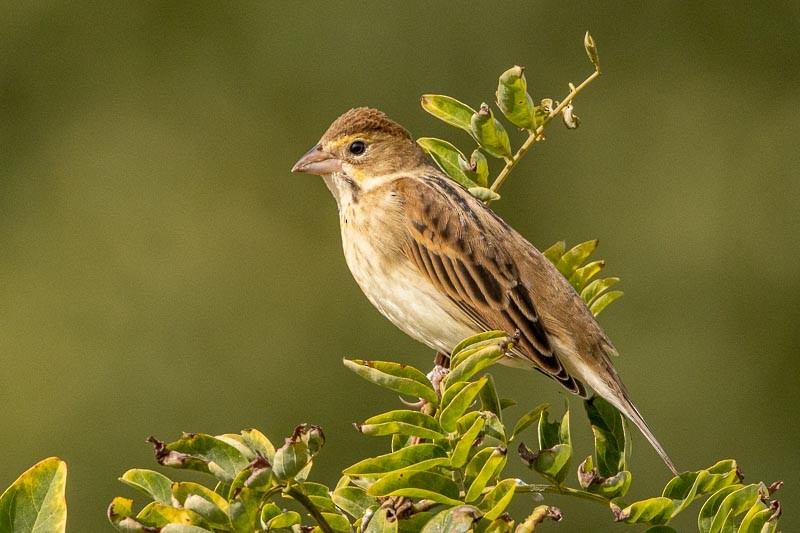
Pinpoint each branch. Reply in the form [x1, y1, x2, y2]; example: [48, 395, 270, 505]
[488, 69, 601, 198]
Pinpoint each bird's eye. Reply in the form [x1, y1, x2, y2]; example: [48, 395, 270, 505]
[348, 140, 366, 156]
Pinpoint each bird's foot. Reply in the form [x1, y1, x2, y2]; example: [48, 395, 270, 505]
[427, 353, 450, 399]
[398, 397, 427, 409]
[433, 351, 451, 369]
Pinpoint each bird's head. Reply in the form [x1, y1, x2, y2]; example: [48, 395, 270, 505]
[292, 108, 428, 183]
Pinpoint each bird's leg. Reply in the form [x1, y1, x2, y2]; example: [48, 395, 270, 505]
[427, 351, 450, 399]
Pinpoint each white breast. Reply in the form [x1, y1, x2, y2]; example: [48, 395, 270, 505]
[342, 231, 478, 354]
[325, 172, 478, 354]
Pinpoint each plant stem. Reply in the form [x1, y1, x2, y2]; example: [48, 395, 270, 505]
[515, 482, 610, 506]
[488, 69, 601, 198]
[286, 485, 335, 533]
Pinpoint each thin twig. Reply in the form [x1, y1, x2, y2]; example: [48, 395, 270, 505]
[488, 69, 601, 198]
[515, 482, 610, 506]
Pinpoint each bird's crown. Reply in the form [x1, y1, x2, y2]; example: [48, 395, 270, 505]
[321, 107, 413, 145]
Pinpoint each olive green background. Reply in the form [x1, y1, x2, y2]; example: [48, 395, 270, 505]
[2, 2, 797, 531]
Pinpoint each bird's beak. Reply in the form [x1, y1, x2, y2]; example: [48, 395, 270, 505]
[291, 143, 343, 175]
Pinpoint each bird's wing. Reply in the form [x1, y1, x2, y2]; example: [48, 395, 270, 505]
[394, 173, 586, 396]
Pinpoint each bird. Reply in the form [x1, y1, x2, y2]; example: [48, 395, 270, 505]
[292, 107, 678, 475]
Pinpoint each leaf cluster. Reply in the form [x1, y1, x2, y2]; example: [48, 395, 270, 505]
[418, 32, 602, 204]
[340, 327, 782, 532]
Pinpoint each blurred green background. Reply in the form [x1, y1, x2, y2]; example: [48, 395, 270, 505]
[2, 1, 797, 531]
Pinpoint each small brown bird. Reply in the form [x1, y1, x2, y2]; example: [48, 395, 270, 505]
[293, 107, 678, 475]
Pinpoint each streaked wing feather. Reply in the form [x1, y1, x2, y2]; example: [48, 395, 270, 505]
[395, 173, 586, 396]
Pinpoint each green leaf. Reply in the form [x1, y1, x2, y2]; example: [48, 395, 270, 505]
[421, 94, 477, 134]
[478, 374, 503, 420]
[229, 486, 260, 531]
[471, 104, 513, 159]
[357, 410, 445, 440]
[440, 376, 487, 433]
[119, 469, 173, 505]
[468, 187, 501, 203]
[499, 398, 516, 410]
[321, 512, 353, 533]
[161, 526, 214, 533]
[464, 447, 508, 502]
[265, 510, 302, 529]
[697, 485, 743, 532]
[509, 403, 549, 442]
[538, 406, 570, 450]
[580, 277, 619, 306]
[450, 331, 510, 362]
[441, 380, 470, 407]
[446, 344, 507, 385]
[136, 502, 208, 528]
[272, 438, 309, 482]
[515, 505, 563, 532]
[738, 499, 780, 533]
[0, 457, 67, 533]
[240, 428, 276, 462]
[662, 460, 742, 517]
[517, 408, 572, 484]
[417, 137, 478, 189]
[542, 241, 566, 264]
[300, 424, 326, 457]
[592, 470, 632, 500]
[241, 455, 272, 490]
[577, 456, 631, 499]
[420, 506, 479, 533]
[344, 359, 439, 405]
[470, 149, 489, 187]
[298, 482, 338, 513]
[364, 507, 398, 533]
[214, 434, 259, 462]
[152, 434, 250, 483]
[584, 395, 627, 476]
[107, 497, 135, 530]
[496, 66, 536, 129]
[482, 412, 508, 447]
[589, 290, 624, 316]
[520, 443, 572, 486]
[584, 31, 601, 72]
[477, 479, 517, 520]
[451, 414, 486, 468]
[568, 260, 605, 292]
[702, 483, 764, 533]
[391, 434, 416, 453]
[344, 444, 449, 477]
[332, 486, 376, 520]
[172, 482, 230, 529]
[611, 496, 674, 525]
[367, 471, 462, 506]
[259, 502, 282, 526]
[555, 240, 598, 278]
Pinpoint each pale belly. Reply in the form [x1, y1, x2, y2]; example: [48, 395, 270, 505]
[341, 229, 477, 354]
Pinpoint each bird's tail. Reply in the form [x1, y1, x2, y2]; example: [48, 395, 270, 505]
[603, 386, 679, 476]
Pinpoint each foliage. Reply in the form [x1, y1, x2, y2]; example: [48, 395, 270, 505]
[90, 326, 781, 532]
[0, 457, 67, 533]
[418, 32, 602, 204]
[94, 245, 778, 532]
